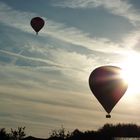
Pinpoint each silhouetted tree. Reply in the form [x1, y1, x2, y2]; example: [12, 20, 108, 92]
[0, 128, 9, 140]
[49, 126, 70, 140]
[10, 127, 26, 140]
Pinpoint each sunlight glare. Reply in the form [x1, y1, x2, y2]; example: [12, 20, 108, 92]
[120, 53, 140, 95]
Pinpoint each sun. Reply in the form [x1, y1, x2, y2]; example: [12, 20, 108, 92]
[120, 53, 140, 95]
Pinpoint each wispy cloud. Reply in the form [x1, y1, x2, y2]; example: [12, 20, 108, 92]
[45, 22, 126, 54]
[121, 30, 140, 51]
[52, 0, 140, 25]
[0, 49, 68, 68]
[0, 69, 103, 137]
[0, 1, 129, 55]
[0, 1, 131, 84]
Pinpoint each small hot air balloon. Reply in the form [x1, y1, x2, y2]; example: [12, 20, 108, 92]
[89, 66, 128, 118]
[30, 17, 45, 35]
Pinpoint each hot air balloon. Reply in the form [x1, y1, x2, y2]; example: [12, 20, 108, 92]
[89, 66, 128, 118]
[30, 17, 45, 35]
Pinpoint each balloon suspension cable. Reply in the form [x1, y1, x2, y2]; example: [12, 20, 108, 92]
[36, 32, 38, 35]
[106, 114, 111, 118]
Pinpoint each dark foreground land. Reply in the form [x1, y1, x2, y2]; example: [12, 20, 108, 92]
[2, 123, 140, 140]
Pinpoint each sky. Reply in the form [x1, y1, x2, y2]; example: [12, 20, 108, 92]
[1, 0, 140, 138]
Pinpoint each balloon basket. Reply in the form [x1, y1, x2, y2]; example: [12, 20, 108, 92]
[106, 114, 111, 118]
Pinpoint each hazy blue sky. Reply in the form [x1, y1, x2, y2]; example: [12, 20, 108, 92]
[1, 0, 140, 138]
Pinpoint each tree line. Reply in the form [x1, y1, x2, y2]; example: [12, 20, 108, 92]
[1, 123, 140, 140]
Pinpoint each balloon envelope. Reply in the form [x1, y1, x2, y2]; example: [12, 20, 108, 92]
[30, 17, 45, 34]
[89, 66, 128, 114]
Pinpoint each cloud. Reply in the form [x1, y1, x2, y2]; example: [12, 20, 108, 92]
[0, 1, 129, 55]
[51, 0, 140, 25]
[45, 22, 126, 54]
[120, 30, 140, 51]
[0, 49, 67, 68]
[0, 71, 103, 137]
[0, 1, 130, 82]
[0, 46, 100, 85]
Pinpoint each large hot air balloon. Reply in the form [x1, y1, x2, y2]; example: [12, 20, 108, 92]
[30, 17, 45, 35]
[89, 66, 128, 118]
